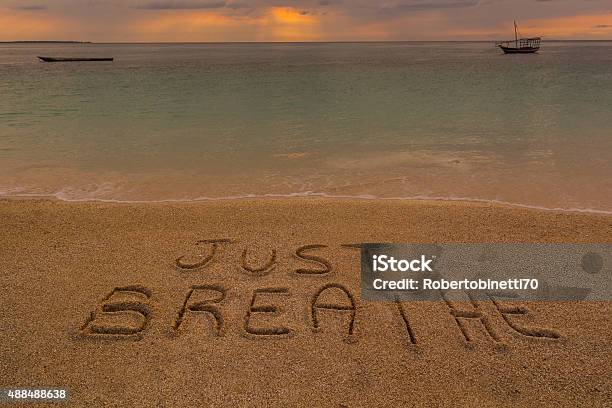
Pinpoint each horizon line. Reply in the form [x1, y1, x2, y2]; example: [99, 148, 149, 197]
[2, 39, 612, 44]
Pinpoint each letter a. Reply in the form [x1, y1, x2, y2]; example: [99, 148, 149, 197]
[311, 283, 357, 340]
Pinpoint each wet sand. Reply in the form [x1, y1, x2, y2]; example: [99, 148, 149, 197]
[0, 198, 610, 407]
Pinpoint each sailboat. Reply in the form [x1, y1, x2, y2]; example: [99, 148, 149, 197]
[496, 21, 541, 54]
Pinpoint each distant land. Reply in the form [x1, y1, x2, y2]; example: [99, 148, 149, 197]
[0, 41, 91, 44]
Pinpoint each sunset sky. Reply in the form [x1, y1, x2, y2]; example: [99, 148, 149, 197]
[1, 0, 612, 42]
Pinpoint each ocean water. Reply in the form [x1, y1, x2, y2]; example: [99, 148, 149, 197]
[1, 42, 611, 212]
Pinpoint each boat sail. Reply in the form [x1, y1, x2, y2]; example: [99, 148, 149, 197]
[496, 21, 541, 54]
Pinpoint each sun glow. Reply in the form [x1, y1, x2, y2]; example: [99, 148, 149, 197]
[269, 7, 318, 25]
[259, 7, 322, 41]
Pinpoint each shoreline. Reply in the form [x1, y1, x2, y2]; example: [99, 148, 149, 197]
[2, 194, 612, 217]
[2, 197, 611, 244]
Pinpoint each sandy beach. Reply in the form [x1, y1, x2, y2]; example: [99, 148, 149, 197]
[0, 198, 610, 407]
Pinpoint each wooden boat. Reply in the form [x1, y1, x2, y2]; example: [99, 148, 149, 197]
[496, 21, 540, 54]
[38, 56, 113, 62]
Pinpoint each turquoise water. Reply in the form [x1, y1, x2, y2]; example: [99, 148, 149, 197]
[1, 42, 611, 212]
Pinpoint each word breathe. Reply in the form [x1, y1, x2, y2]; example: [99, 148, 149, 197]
[372, 255, 434, 272]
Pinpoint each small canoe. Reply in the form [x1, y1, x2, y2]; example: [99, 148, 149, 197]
[38, 56, 114, 62]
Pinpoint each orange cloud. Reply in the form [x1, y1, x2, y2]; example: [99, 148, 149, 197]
[3, 4, 611, 42]
[521, 13, 612, 39]
[0, 9, 75, 40]
[129, 7, 324, 42]
[137, 12, 242, 31]
[129, 11, 257, 41]
[397, 12, 612, 41]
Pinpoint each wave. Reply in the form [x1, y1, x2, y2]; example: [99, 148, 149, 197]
[1, 189, 611, 215]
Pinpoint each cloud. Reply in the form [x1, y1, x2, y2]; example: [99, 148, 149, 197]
[520, 13, 612, 38]
[135, 1, 231, 9]
[2, 0, 612, 41]
[386, 0, 480, 12]
[0, 9, 78, 40]
[11, 4, 47, 10]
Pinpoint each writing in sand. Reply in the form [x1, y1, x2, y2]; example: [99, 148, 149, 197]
[78, 239, 562, 346]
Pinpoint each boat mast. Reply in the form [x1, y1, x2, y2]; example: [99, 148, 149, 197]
[514, 20, 518, 47]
